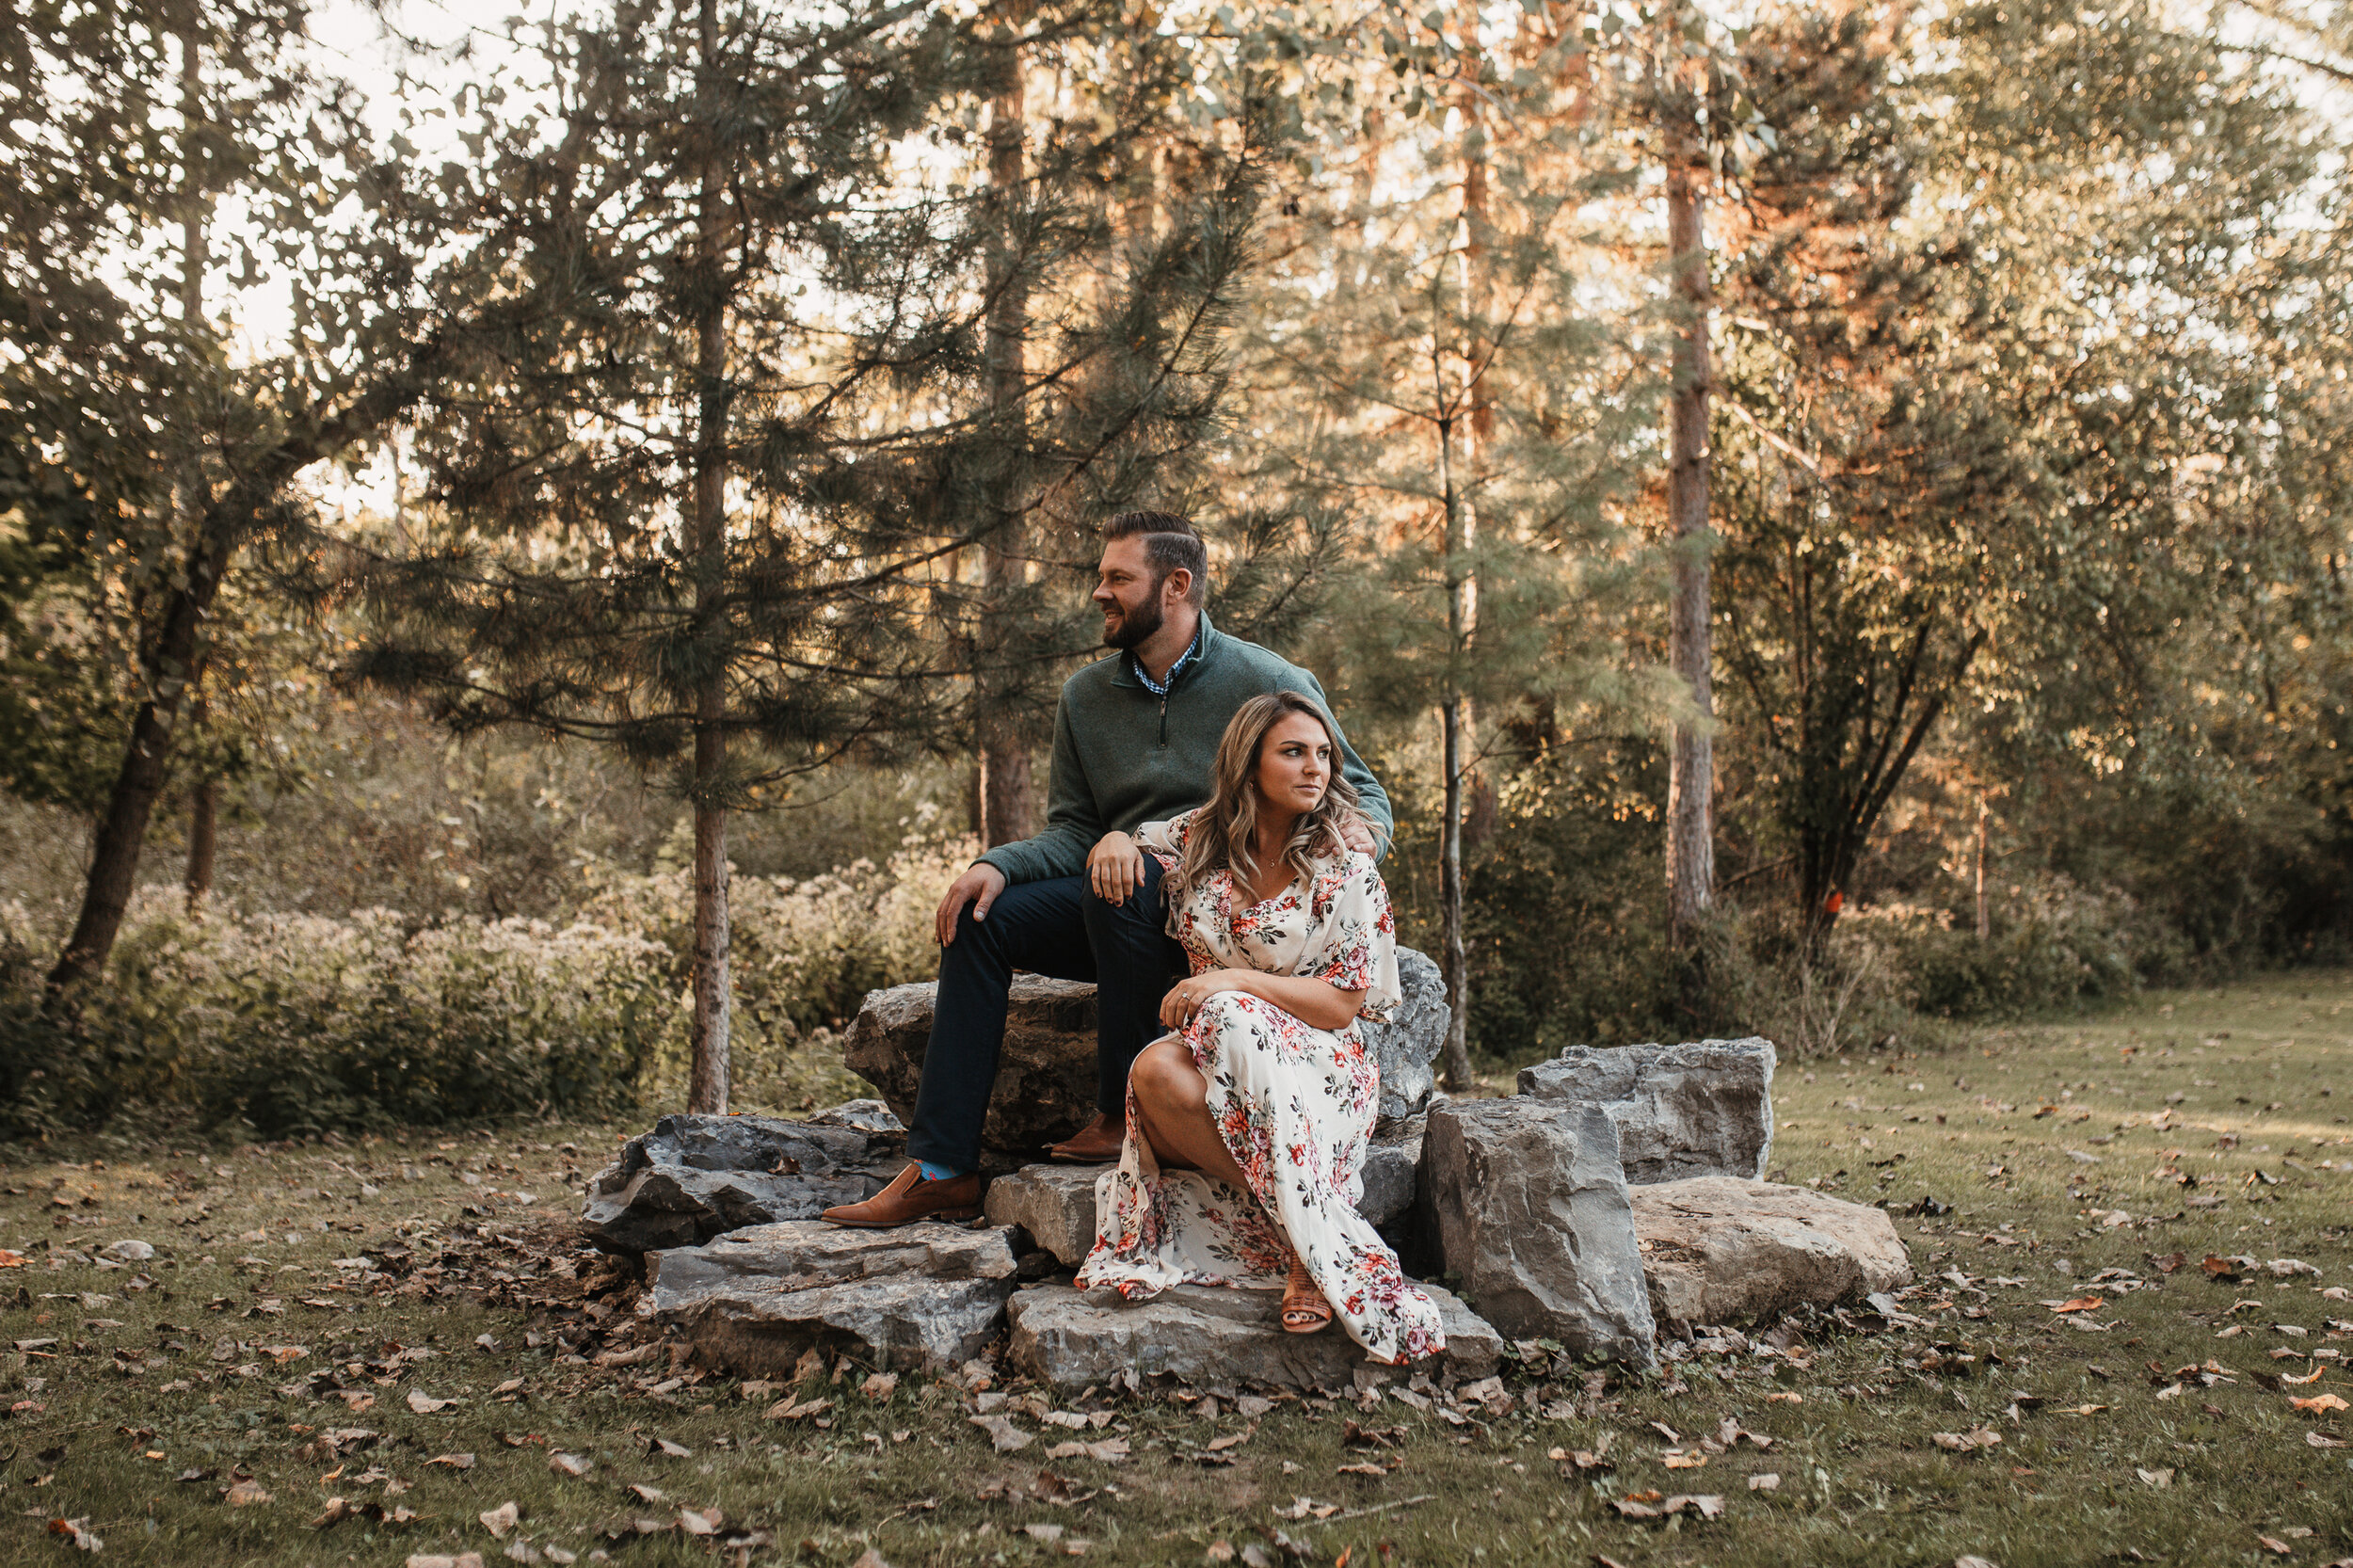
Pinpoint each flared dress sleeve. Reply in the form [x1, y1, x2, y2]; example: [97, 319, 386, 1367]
[1301, 852, 1402, 1020]
[1134, 810, 1193, 864]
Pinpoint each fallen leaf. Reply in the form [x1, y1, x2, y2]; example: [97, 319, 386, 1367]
[407, 1391, 455, 1414]
[1335, 1463, 1387, 1477]
[477, 1501, 519, 1540]
[1748, 1472, 1780, 1491]
[2306, 1431, 2345, 1449]
[859, 1372, 899, 1400]
[1954, 1559, 2000, 1568]
[627, 1484, 665, 1505]
[1766, 1392, 1802, 1404]
[2292, 1393, 2350, 1414]
[424, 1452, 476, 1469]
[1044, 1439, 1129, 1464]
[2136, 1467, 2173, 1489]
[47, 1518, 103, 1553]
[1208, 1432, 1251, 1452]
[1662, 1451, 1708, 1469]
[2283, 1368, 2327, 1385]
[2258, 1537, 2293, 1558]
[2057, 1404, 2109, 1416]
[1931, 1429, 2003, 1452]
[968, 1414, 1033, 1453]
[678, 1507, 722, 1536]
[2050, 1298, 2105, 1314]
[549, 1452, 592, 1478]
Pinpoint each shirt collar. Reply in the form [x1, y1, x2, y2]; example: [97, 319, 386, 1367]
[1130, 622, 1204, 697]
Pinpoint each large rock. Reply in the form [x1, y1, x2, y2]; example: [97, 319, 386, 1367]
[984, 1165, 1104, 1268]
[841, 951, 1451, 1164]
[1357, 1114, 1423, 1229]
[1005, 1280, 1501, 1393]
[648, 1220, 1018, 1373]
[1630, 1176, 1913, 1330]
[581, 1108, 907, 1254]
[1518, 1037, 1776, 1185]
[1360, 949, 1450, 1122]
[1420, 1099, 1657, 1366]
[843, 975, 1099, 1165]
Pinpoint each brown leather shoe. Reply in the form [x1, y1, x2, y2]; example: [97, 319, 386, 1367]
[1047, 1111, 1127, 1164]
[820, 1164, 983, 1228]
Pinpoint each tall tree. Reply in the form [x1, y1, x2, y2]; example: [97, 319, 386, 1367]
[351, 0, 1259, 1112]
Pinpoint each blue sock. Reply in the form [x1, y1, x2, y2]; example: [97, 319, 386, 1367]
[917, 1160, 965, 1182]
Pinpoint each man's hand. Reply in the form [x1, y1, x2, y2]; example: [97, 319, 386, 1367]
[1088, 830, 1147, 905]
[936, 862, 1008, 946]
[1339, 812, 1379, 857]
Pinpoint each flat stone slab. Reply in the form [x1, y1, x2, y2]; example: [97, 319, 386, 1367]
[1630, 1176, 1913, 1329]
[1004, 1281, 1500, 1393]
[1422, 1098, 1657, 1366]
[984, 1165, 1105, 1268]
[648, 1220, 1018, 1374]
[582, 1110, 907, 1254]
[1519, 1037, 1776, 1185]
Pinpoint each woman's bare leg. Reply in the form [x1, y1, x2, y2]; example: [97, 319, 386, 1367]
[1127, 1038, 1250, 1192]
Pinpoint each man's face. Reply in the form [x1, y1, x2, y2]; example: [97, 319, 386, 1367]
[1094, 535, 1170, 651]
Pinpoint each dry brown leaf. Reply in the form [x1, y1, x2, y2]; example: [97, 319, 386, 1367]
[549, 1452, 592, 1478]
[2050, 1298, 2105, 1314]
[678, 1507, 722, 1536]
[2292, 1393, 2350, 1414]
[859, 1372, 899, 1400]
[2258, 1537, 2293, 1558]
[424, 1453, 476, 1469]
[2136, 1467, 2173, 1489]
[968, 1415, 1033, 1453]
[1748, 1473, 1781, 1491]
[407, 1391, 455, 1414]
[224, 1479, 273, 1506]
[48, 1518, 103, 1553]
[2282, 1368, 2327, 1385]
[628, 1484, 665, 1504]
[478, 1502, 519, 1539]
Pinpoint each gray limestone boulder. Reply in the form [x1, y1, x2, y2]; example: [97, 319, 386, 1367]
[843, 975, 1100, 1165]
[1359, 948, 1450, 1121]
[1004, 1280, 1500, 1393]
[983, 1165, 1106, 1268]
[1630, 1176, 1913, 1330]
[1420, 1099, 1657, 1366]
[1358, 1114, 1424, 1230]
[841, 951, 1451, 1165]
[648, 1219, 1018, 1374]
[581, 1111, 907, 1254]
[1518, 1037, 1777, 1185]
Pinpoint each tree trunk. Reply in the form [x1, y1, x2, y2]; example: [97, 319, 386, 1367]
[1664, 114, 1716, 943]
[976, 8, 1035, 849]
[1456, 13, 1497, 856]
[1974, 795, 1990, 938]
[180, 39, 214, 918]
[1436, 413, 1475, 1093]
[686, 0, 732, 1115]
[49, 27, 218, 992]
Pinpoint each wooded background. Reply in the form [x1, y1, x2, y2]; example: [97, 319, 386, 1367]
[6, 0, 2352, 1135]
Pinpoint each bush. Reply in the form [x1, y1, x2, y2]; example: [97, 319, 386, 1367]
[0, 829, 970, 1139]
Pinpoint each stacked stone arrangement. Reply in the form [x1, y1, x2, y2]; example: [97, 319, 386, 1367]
[583, 968, 1912, 1392]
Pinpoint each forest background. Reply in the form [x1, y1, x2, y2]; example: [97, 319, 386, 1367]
[5, 0, 2352, 1141]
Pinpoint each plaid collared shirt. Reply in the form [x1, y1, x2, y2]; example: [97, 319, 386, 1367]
[1130, 624, 1203, 696]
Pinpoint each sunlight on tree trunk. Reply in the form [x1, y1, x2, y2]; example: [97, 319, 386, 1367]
[1665, 104, 1716, 946]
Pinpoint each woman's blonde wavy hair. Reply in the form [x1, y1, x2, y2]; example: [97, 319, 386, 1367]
[1166, 692, 1360, 906]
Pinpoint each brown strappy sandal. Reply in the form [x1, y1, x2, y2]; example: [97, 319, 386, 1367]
[1281, 1253, 1333, 1335]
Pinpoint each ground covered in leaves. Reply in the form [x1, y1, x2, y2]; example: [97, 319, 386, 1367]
[3, 971, 2352, 1567]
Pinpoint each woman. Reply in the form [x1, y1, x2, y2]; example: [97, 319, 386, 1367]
[1072, 692, 1446, 1365]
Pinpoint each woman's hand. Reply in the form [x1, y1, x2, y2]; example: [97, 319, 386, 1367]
[1160, 968, 1256, 1029]
[1089, 830, 1147, 904]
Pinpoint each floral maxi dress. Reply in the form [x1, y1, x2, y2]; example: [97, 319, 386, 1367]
[1072, 811, 1447, 1365]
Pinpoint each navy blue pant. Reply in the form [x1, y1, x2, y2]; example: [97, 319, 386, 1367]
[904, 859, 1189, 1175]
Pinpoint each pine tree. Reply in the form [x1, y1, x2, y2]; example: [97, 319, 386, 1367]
[349, 0, 1262, 1112]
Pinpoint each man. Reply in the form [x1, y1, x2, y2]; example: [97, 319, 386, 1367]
[821, 510, 1391, 1227]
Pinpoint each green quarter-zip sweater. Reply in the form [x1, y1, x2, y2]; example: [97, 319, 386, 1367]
[976, 612, 1393, 887]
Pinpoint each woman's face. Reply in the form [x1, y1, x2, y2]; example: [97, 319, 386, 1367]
[1255, 711, 1333, 819]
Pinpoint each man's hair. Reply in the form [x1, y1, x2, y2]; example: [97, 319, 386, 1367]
[1103, 510, 1209, 607]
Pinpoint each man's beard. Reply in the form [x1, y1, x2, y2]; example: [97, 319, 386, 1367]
[1102, 581, 1167, 650]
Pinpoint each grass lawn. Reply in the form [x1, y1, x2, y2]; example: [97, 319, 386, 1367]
[3, 970, 2351, 1567]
